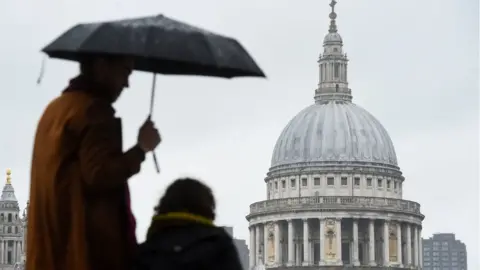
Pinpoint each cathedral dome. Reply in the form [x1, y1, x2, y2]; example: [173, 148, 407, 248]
[270, 0, 398, 171]
[270, 101, 398, 168]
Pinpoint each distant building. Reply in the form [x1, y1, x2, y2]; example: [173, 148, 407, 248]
[222, 226, 249, 270]
[0, 169, 27, 270]
[422, 233, 467, 270]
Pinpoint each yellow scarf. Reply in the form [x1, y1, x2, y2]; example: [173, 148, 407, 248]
[152, 212, 214, 226]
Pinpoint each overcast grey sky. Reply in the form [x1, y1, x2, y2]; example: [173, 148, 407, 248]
[1, 0, 478, 268]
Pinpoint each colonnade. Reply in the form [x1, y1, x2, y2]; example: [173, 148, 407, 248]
[249, 217, 422, 269]
[0, 239, 22, 265]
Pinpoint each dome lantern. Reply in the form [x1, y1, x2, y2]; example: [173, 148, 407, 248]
[316, 0, 351, 103]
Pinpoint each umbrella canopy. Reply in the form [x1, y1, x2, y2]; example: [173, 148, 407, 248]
[42, 14, 265, 78]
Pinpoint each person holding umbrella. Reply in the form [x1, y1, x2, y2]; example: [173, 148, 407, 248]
[29, 14, 265, 270]
[27, 54, 161, 270]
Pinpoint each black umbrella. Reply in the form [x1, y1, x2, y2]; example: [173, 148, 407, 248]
[42, 14, 265, 78]
[41, 14, 266, 173]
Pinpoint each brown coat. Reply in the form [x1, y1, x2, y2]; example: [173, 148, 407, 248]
[26, 77, 146, 270]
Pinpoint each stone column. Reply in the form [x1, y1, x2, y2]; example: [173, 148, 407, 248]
[352, 219, 360, 266]
[255, 225, 261, 265]
[287, 219, 294, 266]
[0, 239, 3, 264]
[249, 226, 255, 269]
[413, 225, 419, 267]
[318, 218, 325, 265]
[12, 240, 16, 264]
[17, 241, 20, 262]
[335, 218, 342, 265]
[419, 227, 423, 269]
[368, 219, 376, 266]
[406, 224, 412, 266]
[396, 223, 403, 267]
[383, 220, 390, 266]
[302, 219, 309, 266]
[263, 224, 269, 265]
[274, 222, 281, 265]
[3, 240, 6, 264]
[296, 242, 301, 266]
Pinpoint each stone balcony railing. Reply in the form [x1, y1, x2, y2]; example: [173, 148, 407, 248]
[248, 196, 422, 217]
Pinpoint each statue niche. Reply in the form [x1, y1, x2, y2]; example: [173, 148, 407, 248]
[389, 224, 398, 262]
[324, 219, 337, 260]
[266, 223, 275, 264]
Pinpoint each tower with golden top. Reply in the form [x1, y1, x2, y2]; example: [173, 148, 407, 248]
[0, 169, 27, 270]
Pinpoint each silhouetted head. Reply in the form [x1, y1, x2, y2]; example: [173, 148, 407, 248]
[79, 54, 133, 102]
[154, 178, 216, 221]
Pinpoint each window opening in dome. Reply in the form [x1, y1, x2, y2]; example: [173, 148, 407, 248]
[387, 180, 391, 189]
[7, 227, 11, 233]
[394, 182, 397, 190]
[327, 177, 334, 186]
[15, 226, 18, 234]
[290, 179, 296, 188]
[341, 177, 347, 186]
[366, 178, 372, 187]
[274, 182, 278, 190]
[377, 179, 383, 188]
[7, 213, 12, 222]
[334, 63, 339, 78]
[301, 178, 308, 187]
[314, 177, 321, 186]
[281, 180, 286, 189]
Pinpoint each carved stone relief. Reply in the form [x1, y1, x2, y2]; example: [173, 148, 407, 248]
[324, 219, 337, 260]
[266, 222, 275, 264]
[389, 223, 398, 262]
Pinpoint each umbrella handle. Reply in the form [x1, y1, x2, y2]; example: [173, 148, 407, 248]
[148, 74, 160, 173]
[147, 114, 161, 174]
[152, 152, 160, 173]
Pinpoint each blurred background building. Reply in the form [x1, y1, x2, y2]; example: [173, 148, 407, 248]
[223, 226, 249, 270]
[245, 1, 424, 269]
[0, 170, 27, 270]
[422, 233, 467, 270]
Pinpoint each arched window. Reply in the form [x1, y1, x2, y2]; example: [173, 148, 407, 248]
[7, 227, 11, 233]
[7, 214, 12, 222]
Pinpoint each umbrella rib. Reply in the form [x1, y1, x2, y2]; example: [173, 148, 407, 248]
[76, 23, 110, 54]
[200, 34, 220, 70]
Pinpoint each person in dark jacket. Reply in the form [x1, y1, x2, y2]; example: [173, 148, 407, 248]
[135, 178, 243, 270]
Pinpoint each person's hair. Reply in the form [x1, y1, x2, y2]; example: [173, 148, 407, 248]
[154, 178, 216, 221]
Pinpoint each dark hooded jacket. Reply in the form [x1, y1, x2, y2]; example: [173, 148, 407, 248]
[135, 213, 243, 270]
